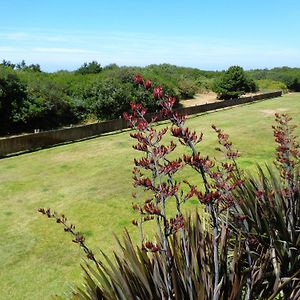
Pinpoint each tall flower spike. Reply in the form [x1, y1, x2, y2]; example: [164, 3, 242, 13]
[273, 113, 300, 179]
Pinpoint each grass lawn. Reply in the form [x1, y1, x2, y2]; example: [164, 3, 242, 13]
[0, 93, 300, 299]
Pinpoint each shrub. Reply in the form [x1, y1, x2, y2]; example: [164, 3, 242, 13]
[248, 67, 300, 92]
[177, 78, 198, 99]
[256, 79, 288, 93]
[289, 78, 300, 92]
[213, 66, 258, 100]
[88, 78, 132, 120]
[39, 76, 300, 299]
[196, 76, 214, 93]
[0, 67, 27, 134]
[17, 77, 79, 130]
[88, 75, 179, 121]
[1, 61, 222, 134]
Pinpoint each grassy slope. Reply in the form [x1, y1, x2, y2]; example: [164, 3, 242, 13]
[0, 93, 300, 299]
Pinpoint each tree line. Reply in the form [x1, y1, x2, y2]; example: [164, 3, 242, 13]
[1, 60, 299, 136]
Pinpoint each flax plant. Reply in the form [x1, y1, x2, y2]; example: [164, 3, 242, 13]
[39, 75, 300, 300]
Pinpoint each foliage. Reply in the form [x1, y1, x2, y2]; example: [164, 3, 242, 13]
[213, 66, 258, 99]
[88, 78, 134, 120]
[1, 59, 16, 69]
[0, 62, 187, 135]
[75, 61, 102, 75]
[234, 166, 300, 298]
[141, 64, 216, 99]
[73, 73, 178, 121]
[0, 59, 42, 72]
[16, 73, 80, 131]
[249, 67, 300, 92]
[195, 76, 214, 93]
[256, 79, 288, 93]
[0, 67, 27, 134]
[1, 59, 299, 138]
[232, 115, 300, 298]
[1, 93, 299, 299]
[0, 66, 82, 133]
[39, 76, 300, 299]
[177, 78, 198, 99]
[42, 210, 248, 300]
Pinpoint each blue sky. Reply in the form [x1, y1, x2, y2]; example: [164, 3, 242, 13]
[0, 0, 299, 72]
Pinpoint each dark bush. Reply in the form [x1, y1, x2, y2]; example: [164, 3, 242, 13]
[0, 67, 27, 134]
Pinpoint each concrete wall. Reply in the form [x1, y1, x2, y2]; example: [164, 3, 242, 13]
[0, 91, 282, 157]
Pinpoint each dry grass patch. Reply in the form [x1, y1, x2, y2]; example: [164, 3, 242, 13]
[260, 108, 288, 116]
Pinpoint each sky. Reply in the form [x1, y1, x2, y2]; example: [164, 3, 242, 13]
[0, 0, 300, 72]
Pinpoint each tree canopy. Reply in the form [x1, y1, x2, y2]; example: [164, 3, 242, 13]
[0, 61, 296, 136]
[213, 66, 257, 99]
[75, 61, 102, 75]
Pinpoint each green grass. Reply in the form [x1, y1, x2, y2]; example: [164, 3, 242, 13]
[1, 93, 300, 299]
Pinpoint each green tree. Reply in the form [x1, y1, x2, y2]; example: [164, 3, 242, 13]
[19, 78, 79, 130]
[75, 61, 102, 75]
[15, 60, 27, 70]
[14, 60, 42, 72]
[1, 59, 16, 69]
[248, 67, 300, 92]
[213, 66, 257, 99]
[26, 64, 42, 72]
[90, 78, 135, 120]
[0, 68, 27, 134]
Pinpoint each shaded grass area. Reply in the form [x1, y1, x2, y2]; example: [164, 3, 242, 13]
[0, 93, 300, 299]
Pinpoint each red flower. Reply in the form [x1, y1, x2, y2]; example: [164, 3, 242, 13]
[143, 241, 160, 252]
[153, 86, 163, 99]
[160, 159, 182, 175]
[160, 96, 176, 109]
[144, 80, 152, 89]
[170, 215, 184, 232]
[196, 191, 220, 204]
[137, 120, 148, 131]
[144, 203, 161, 215]
[134, 74, 144, 85]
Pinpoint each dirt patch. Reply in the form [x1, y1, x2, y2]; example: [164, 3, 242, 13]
[180, 91, 281, 108]
[260, 108, 288, 116]
[180, 92, 219, 107]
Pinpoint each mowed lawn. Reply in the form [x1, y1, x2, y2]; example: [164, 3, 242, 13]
[1, 93, 300, 299]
